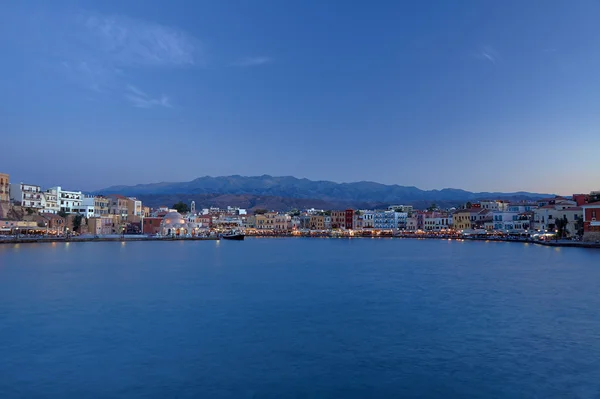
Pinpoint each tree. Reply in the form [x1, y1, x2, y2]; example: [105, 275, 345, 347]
[575, 217, 584, 237]
[72, 214, 83, 233]
[172, 201, 189, 214]
[288, 209, 301, 217]
[427, 203, 437, 212]
[465, 202, 472, 209]
[57, 210, 68, 218]
[26, 207, 34, 215]
[254, 208, 268, 215]
[355, 210, 362, 216]
[555, 215, 569, 239]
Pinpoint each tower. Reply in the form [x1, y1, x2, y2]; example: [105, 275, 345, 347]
[190, 201, 196, 214]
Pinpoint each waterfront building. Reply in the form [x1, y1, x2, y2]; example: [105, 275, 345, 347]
[10, 183, 43, 210]
[94, 196, 110, 216]
[345, 209, 355, 229]
[108, 195, 129, 222]
[533, 203, 582, 236]
[309, 215, 325, 230]
[142, 217, 163, 235]
[453, 209, 491, 231]
[490, 211, 530, 232]
[0, 173, 9, 202]
[47, 186, 83, 213]
[423, 212, 451, 231]
[126, 197, 143, 222]
[361, 211, 374, 229]
[88, 216, 113, 235]
[405, 216, 418, 231]
[388, 205, 413, 213]
[582, 202, 600, 240]
[323, 215, 332, 230]
[331, 211, 345, 229]
[507, 202, 538, 213]
[373, 210, 406, 230]
[40, 190, 59, 214]
[160, 212, 198, 236]
[196, 215, 212, 228]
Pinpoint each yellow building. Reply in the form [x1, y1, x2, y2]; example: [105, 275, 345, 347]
[453, 209, 478, 231]
[0, 173, 9, 202]
[255, 212, 288, 231]
[309, 215, 325, 230]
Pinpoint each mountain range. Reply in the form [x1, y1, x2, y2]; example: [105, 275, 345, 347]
[97, 175, 553, 210]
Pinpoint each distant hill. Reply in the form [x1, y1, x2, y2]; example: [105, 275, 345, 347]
[96, 175, 552, 210]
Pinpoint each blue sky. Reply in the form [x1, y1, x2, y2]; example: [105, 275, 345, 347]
[2, 0, 599, 194]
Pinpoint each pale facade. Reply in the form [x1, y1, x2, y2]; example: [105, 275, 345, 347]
[0, 173, 9, 202]
[11, 183, 44, 209]
[48, 186, 83, 213]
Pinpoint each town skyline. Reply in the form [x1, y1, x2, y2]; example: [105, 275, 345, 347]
[3, 1, 600, 193]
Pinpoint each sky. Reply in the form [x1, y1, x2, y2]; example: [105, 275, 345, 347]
[1, 0, 599, 194]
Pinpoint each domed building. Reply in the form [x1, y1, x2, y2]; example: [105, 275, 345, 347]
[160, 211, 196, 237]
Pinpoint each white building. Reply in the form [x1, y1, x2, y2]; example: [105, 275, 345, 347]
[40, 191, 59, 214]
[374, 211, 407, 230]
[480, 200, 510, 212]
[48, 186, 83, 214]
[81, 196, 99, 218]
[423, 212, 452, 231]
[10, 183, 44, 209]
[361, 210, 374, 229]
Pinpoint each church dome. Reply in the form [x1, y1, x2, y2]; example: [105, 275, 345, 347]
[162, 212, 185, 225]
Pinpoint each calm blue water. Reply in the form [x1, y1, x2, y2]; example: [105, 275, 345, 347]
[1, 238, 599, 398]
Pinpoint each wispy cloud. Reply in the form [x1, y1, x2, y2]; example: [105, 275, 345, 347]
[25, 11, 200, 106]
[231, 56, 272, 67]
[125, 85, 172, 109]
[83, 14, 198, 67]
[477, 46, 498, 64]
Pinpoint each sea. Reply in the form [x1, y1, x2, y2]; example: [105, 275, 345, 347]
[1, 238, 599, 398]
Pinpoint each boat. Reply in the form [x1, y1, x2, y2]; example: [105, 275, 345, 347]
[221, 232, 245, 241]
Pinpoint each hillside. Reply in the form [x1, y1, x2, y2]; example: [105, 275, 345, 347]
[97, 175, 552, 210]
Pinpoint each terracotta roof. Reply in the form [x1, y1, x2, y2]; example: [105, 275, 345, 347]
[562, 207, 582, 211]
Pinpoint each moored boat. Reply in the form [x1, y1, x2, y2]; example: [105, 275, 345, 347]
[221, 232, 245, 240]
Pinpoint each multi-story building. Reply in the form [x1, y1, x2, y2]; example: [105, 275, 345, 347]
[480, 200, 509, 211]
[0, 173, 9, 202]
[94, 196, 110, 216]
[142, 217, 163, 235]
[331, 211, 346, 229]
[507, 203, 538, 213]
[373, 211, 406, 230]
[40, 190, 59, 214]
[423, 212, 452, 231]
[126, 197, 143, 222]
[534, 203, 582, 236]
[323, 215, 332, 230]
[345, 209, 355, 229]
[10, 183, 44, 209]
[406, 216, 418, 231]
[582, 202, 600, 238]
[47, 186, 83, 213]
[361, 211, 374, 229]
[309, 215, 325, 230]
[255, 212, 275, 230]
[108, 195, 129, 222]
[490, 211, 530, 232]
[453, 209, 491, 231]
[88, 216, 113, 235]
